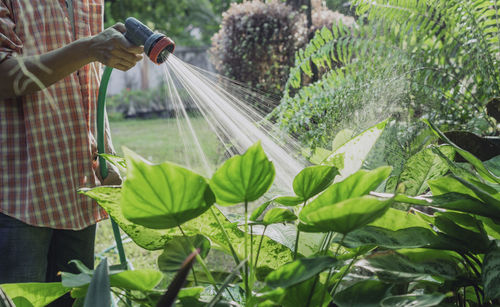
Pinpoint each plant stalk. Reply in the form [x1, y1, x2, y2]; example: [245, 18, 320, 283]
[254, 225, 267, 268]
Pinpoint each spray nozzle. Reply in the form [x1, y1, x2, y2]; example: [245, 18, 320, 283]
[124, 17, 175, 64]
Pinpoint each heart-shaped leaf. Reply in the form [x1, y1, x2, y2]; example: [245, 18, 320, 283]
[263, 208, 297, 225]
[300, 196, 393, 234]
[210, 141, 275, 205]
[292, 165, 338, 201]
[158, 235, 211, 272]
[121, 148, 215, 229]
[302, 167, 392, 214]
[265, 256, 338, 288]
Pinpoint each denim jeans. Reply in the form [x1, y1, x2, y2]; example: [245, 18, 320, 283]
[0, 213, 96, 306]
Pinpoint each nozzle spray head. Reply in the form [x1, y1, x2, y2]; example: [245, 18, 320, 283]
[124, 17, 175, 64]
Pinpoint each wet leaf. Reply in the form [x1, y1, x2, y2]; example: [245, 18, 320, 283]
[158, 235, 211, 272]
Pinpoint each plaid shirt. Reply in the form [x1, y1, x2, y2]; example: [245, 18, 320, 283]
[0, 0, 110, 230]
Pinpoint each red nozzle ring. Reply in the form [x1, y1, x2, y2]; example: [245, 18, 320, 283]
[149, 37, 175, 64]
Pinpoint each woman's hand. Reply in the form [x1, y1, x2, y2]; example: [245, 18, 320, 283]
[89, 23, 143, 71]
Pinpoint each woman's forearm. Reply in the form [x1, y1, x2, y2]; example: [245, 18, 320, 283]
[0, 23, 143, 100]
[0, 37, 94, 99]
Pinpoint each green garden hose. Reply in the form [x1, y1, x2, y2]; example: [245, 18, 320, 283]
[97, 65, 128, 270]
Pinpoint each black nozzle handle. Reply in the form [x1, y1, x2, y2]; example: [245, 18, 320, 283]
[124, 17, 154, 47]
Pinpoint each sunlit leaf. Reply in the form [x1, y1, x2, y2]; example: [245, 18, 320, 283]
[274, 196, 304, 206]
[250, 200, 272, 221]
[302, 166, 392, 211]
[0, 283, 68, 307]
[292, 165, 338, 201]
[121, 148, 215, 229]
[263, 208, 297, 225]
[210, 141, 275, 205]
[324, 120, 388, 180]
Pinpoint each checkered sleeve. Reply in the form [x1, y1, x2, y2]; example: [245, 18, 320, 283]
[0, 0, 22, 63]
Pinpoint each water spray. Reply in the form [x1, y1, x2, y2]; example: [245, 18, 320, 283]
[96, 18, 175, 270]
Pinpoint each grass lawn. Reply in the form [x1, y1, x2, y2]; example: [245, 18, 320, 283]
[95, 117, 224, 270]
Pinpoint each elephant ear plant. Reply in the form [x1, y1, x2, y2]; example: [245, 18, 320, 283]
[2, 119, 500, 306]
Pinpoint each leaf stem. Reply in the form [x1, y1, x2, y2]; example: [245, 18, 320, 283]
[254, 225, 267, 268]
[177, 225, 218, 291]
[244, 200, 250, 301]
[293, 230, 301, 260]
[209, 207, 241, 266]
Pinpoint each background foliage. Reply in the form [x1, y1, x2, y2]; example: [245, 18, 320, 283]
[272, 0, 500, 150]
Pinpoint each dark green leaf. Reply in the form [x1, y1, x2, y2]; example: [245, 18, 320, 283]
[380, 293, 447, 307]
[482, 243, 500, 300]
[424, 120, 500, 183]
[210, 141, 275, 205]
[292, 165, 338, 200]
[84, 259, 110, 307]
[121, 148, 215, 229]
[158, 235, 211, 272]
[434, 212, 490, 253]
[299, 196, 392, 234]
[265, 256, 338, 288]
[333, 280, 392, 307]
[365, 249, 463, 282]
[340, 226, 438, 249]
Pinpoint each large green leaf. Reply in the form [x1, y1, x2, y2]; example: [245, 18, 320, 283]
[368, 208, 433, 231]
[210, 141, 275, 205]
[333, 280, 392, 307]
[424, 120, 500, 184]
[0, 283, 68, 307]
[339, 226, 438, 249]
[364, 249, 464, 282]
[434, 212, 490, 254]
[380, 293, 446, 307]
[81, 187, 292, 275]
[157, 235, 211, 272]
[265, 256, 338, 289]
[394, 192, 500, 221]
[262, 208, 297, 225]
[109, 270, 163, 291]
[84, 259, 110, 307]
[121, 148, 215, 229]
[292, 165, 338, 201]
[302, 166, 392, 214]
[482, 243, 500, 300]
[299, 196, 392, 234]
[80, 187, 175, 250]
[397, 146, 455, 196]
[323, 120, 388, 180]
